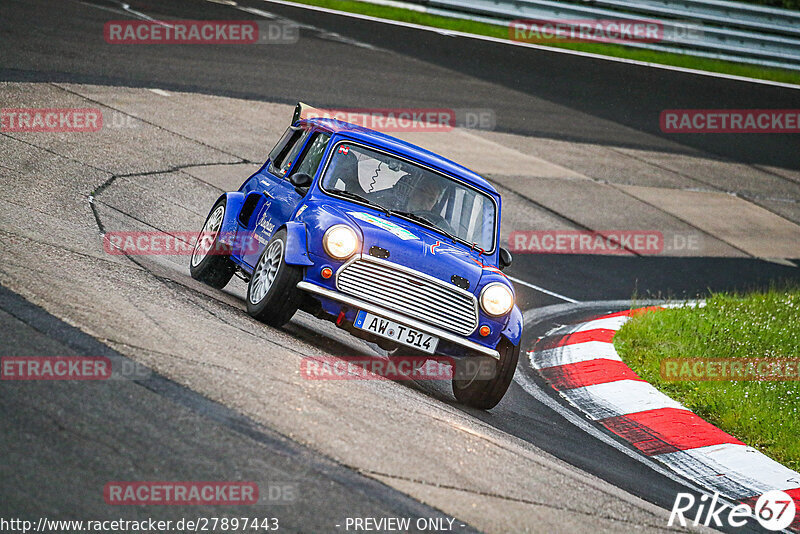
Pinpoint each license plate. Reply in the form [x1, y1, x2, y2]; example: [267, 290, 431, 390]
[354, 311, 439, 354]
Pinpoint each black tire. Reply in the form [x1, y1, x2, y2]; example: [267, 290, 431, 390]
[246, 228, 303, 327]
[452, 337, 520, 410]
[190, 199, 235, 289]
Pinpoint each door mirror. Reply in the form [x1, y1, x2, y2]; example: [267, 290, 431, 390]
[289, 172, 312, 195]
[290, 172, 312, 187]
[499, 247, 513, 270]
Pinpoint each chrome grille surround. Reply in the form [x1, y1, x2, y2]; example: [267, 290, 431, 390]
[335, 255, 479, 336]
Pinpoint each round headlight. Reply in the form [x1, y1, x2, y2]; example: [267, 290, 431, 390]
[323, 225, 358, 260]
[480, 282, 514, 317]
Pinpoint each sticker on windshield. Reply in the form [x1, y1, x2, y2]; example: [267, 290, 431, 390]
[348, 211, 417, 241]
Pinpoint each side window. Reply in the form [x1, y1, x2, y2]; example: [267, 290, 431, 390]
[293, 133, 331, 178]
[268, 128, 308, 177]
[268, 127, 299, 167]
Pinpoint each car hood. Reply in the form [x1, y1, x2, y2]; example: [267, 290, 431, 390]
[342, 209, 487, 292]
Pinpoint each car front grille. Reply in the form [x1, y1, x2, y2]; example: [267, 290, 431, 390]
[336, 256, 478, 336]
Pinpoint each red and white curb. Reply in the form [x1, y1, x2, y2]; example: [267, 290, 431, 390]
[528, 306, 800, 531]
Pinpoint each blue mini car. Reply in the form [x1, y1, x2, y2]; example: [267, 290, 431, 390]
[190, 104, 522, 409]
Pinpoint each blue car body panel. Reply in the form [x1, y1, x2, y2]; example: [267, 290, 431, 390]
[208, 116, 523, 354]
[217, 192, 245, 247]
[501, 306, 523, 346]
[284, 221, 313, 266]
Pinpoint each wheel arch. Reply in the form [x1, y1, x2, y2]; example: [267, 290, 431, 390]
[500, 305, 523, 347]
[216, 192, 246, 246]
[282, 220, 314, 266]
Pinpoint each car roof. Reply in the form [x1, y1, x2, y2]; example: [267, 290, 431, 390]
[298, 117, 498, 195]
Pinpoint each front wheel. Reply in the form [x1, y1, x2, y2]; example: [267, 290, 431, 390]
[452, 337, 519, 410]
[246, 229, 303, 327]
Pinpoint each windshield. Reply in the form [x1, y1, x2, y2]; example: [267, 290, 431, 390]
[320, 142, 496, 251]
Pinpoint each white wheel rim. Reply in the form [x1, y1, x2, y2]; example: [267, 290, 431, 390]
[191, 205, 225, 267]
[249, 239, 283, 304]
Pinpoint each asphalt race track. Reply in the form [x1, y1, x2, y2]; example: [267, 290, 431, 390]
[2, 0, 800, 532]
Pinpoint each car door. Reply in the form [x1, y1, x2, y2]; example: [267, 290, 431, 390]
[242, 129, 330, 268]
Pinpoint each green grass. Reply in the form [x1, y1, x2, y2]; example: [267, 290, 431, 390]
[285, 0, 800, 85]
[614, 289, 800, 471]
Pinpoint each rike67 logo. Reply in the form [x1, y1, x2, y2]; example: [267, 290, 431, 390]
[669, 490, 797, 531]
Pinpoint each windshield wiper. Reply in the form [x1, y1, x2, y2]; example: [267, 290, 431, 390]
[389, 210, 460, 244]
[332, 190, 389, 215]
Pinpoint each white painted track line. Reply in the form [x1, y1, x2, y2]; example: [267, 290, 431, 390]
[529, 340, 622, 369]
[513, 368, 716, 498]
[507, 275, 579, 303]
[657, 443, 800, 497]
[560, 379, 687, 420]
[573, 315, 630, 332]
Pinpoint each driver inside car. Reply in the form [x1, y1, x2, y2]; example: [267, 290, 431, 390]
[395, 173, 442, 214]
[391, 173, 457, 234]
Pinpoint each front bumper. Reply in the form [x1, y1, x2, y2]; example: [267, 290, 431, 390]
[296, 281, 500, 360]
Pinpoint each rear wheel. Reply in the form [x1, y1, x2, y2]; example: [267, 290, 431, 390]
[452, 337, 519, 410]
[190, 199, 235, 289]
[246, 229, 303, 327]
